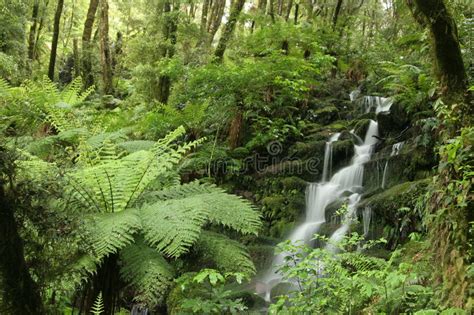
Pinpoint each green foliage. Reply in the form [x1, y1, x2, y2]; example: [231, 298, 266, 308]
[174, 269, 248, 314]
[269, 233, 436, 314]
[91, 292, 104, 315]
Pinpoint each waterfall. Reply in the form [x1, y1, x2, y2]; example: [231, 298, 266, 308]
[349, 89, 361, 102]
[258, 120, 379, 300]
[322, 133, 341, 182]
[360, 96, 393, 114]
[362, 207, 372, 237]
[381, 141, 404, 189]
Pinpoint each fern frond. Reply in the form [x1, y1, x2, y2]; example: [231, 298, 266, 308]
[120, 239, 174, 306]
[91, 292, 104, 315]
[194, 231, 256, 276]
[140, 182, 260, 257]
[14, 149, 57, 182]
[140, 195, 209, 258]
[118, 140, 156, 153]
[152, 181, 261, 235]
[87, 208, 142, 260]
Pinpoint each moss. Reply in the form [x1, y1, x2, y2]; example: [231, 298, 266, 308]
[280, 176, 307, 191]
[352, 119, 371, 139]
[229, 146, 250, 159]
[313, 105, 339, 124]
[327, 120, 348, 131]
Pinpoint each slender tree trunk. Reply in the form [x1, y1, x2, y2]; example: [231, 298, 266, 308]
[82, 0, 100, 88]
[201, 0, 210, 32]
[294, 2, 299, 24]
[284, 0, 293, 21]
[0, 155, 44, 314]
[156, 0, 179, 103]
[27, 0, 40, 60]
[214, 0, 246, 61]
[34, 0, 49, 63]
[268, 0, 275, 22]
[48, 0, 64, 81]
[73, 37, 80, 78]
[332, 0, 343, 30]
[208, 0, 226, 44]
[99, 0, 113, 95]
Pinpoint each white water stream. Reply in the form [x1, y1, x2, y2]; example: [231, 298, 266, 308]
[258, 120, 380, 300]
[381, 142, 404, 189]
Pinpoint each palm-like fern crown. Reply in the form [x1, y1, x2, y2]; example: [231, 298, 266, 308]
[57, 126, 262, 306]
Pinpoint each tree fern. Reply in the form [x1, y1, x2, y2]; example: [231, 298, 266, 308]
[88, 208, 142, 260]
[194, 231, 256, 276]
[120, 239, 174, 306]
[151, 181, 261, 235]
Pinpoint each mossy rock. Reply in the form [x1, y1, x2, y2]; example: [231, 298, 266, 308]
[327, 120, 348, 131]
[359, 179, 429, 247]
[332, 139, 355, 171]
[288, 140, 325, 158]
[376, 101, 409, 138]
[352, 119, 371, 139]
[312, 105, 339, 125]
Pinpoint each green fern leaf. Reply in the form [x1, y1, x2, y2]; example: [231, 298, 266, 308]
[87, 208, 142, 260]
[120, 239, 174, 306]
[194, 231, 256, 276]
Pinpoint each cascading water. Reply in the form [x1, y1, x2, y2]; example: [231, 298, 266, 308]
[362, 207, 372, 237]
[258, 120, 380, 300]
[381, 141, 404, 189]
[360, 96, 393, 114]
[322, 133, 341, 182]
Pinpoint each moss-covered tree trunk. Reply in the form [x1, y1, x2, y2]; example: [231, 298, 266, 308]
[407, 0, 468, 98]
[27, 0, 40, 60]
[0, 150, 44, 314]
[214, 0, 246, 61]
[99, 0, 114, 95]
[406, 0, 472, 309]
[48, 0, 64, 81]
[82, 0, 99, 89]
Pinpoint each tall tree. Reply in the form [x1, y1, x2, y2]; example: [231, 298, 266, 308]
[99, 0, 113, 94]
[214, 0, 246, 61]
[156, 0, 179, 103]
[406, 0, 468, 97]
[406, 0, 471, 309]
[27, 0, 40, 60]
[82, 0, 100, 89]
[48, 0, 64, 81]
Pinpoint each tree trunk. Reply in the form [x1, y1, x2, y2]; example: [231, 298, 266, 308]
[0, 152, 44, 314]
[156, 0, 179, 104]
[99, 0, 113, 95]
[48, 0, 64, 81]
[82, 0, 100, 89]
[332, 0, 343, 30]
[214, 0, 246, 61]
[27, 0, 40, 60]
[201, 0, 210, 33]
[406, 0, 471, 309]
[284, 0, 293, 21]
[73, 37, 80, 78]
[294, 2, 299, 24]
[208, 0, 226, 44]
[407, 0, 468, 97]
